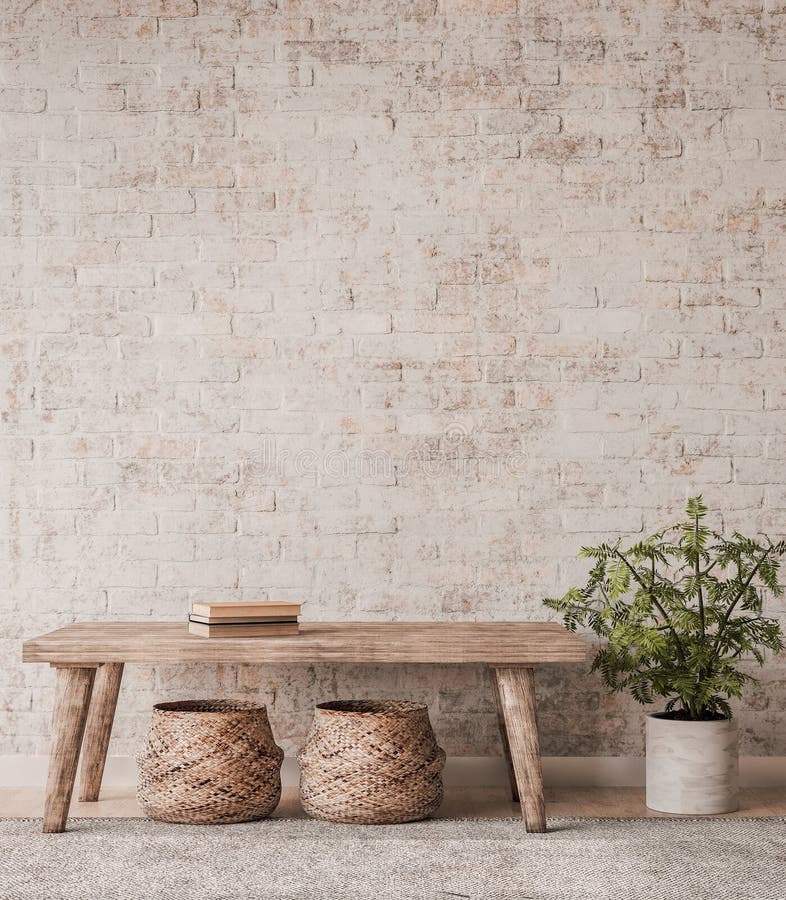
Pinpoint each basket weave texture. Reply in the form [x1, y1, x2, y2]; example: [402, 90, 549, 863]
[298, 699, 446, 825]
[137, 700, 284, 825]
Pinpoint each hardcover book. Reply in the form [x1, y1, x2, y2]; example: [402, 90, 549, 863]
[190, 601, 301, 618]
[188, 621, 300, 639]
[189, 614, 298, 625]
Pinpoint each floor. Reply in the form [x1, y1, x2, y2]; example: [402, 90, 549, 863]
[3, 786, 786, 819]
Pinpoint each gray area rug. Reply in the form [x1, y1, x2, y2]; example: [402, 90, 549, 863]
[1, 817, 784, 900]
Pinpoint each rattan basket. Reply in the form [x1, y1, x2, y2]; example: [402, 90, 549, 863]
[137, 700, 283, 825]
[298, 699, 446, 825]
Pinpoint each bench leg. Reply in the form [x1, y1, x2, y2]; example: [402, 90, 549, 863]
[43, 666, 96, 833]
[490, 670, 520, 803]
[492, 666, 546, 833]
[78, 662, 124, 802]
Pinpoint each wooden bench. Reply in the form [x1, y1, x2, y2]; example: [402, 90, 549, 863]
[22, 621, 586, 833]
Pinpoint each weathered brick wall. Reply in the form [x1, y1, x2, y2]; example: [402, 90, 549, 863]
[2, 1, 785, 760]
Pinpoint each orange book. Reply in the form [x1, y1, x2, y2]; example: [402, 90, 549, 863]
[191, 601, 301, 619]
[189, 614, 297, 625]
[188, 621, 300, 639]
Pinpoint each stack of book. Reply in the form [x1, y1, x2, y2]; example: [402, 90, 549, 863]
[188, 601, 301, 638]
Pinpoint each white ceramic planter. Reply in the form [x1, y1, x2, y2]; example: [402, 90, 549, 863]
[645, 713, 738, 815]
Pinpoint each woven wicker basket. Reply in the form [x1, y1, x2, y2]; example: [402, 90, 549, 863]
[298, 699, 446, 825]
[137, 700, 283, 825]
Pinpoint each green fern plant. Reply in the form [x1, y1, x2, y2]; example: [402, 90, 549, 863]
[544, 497, 786, 720]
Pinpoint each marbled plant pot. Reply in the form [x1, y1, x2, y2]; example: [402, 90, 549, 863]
[645, 713, 739, 815]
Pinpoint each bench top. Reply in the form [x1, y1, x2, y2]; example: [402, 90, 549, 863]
[22, 621, 587, 665]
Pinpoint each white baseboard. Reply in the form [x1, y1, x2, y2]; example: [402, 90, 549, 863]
[2, 755, 784, 789]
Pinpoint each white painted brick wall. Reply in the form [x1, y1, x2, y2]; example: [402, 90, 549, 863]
[1, 1, 785, 761]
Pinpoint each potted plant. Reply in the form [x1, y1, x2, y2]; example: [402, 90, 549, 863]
[544, 496, 785, 814]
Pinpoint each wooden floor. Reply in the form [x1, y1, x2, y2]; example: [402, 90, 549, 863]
[3, 786, 786, 819]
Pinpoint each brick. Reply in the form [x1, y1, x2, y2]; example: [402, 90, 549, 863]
[681, 334, 763, 358]
[114, 435, 198, 458]
[397, 112, 477, 137]
[159, 512, 236, 534]
[392, 311, 473, 333]
[76, 266, 154, 287]
[157, 166, 235, 188]
[48, 87, 125, 111]
[0, 88, 46, 112]
[561, 360, 641, 382]
[201, 239, 275, 263]
[683, 384, 764, 411]
[80, 65, 157, 84]
[121, 534, 195, 562]
[158, 111, 234, 138]
[126, 87, 199, 112]
[154, 314, 231, 335]
[442, 86, 520, 110]
[233, 313, 315, 338]
[159, 560, 237, 588]
[486, 358, 560, 383]
[79, 214, 152, 239]
[76, 511, 156, 536]
[83, 459, 158, 485]
[35, 436, 112, 459]
[121, 0, 197, 16]
[680, 286, 760, 307]
[562, 508, 643, 534]
[320, 312, 392, 335]
[645, 258, 723, 283]
[80, 560, 157, 588]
